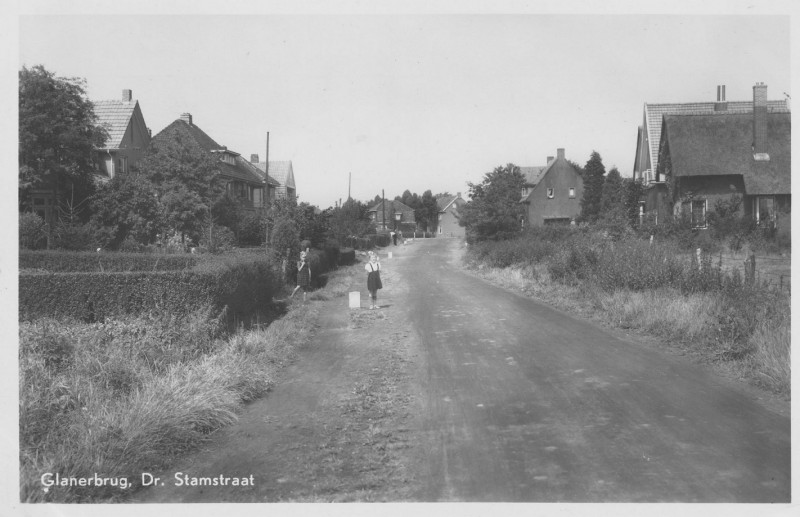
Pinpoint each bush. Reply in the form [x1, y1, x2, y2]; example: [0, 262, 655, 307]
[19, 212, 48, 250]
[19, 254, 282, 326]
[237, 213, 265, 246]
[51, 222, 97, 251]
[198, 224, 235, 254]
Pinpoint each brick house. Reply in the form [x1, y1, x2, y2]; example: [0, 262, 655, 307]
[435, 192, 466, 237]
[253, 159, 296, 200]
[368, 199, 416, 231]
[150, 113, 278, 210]
[94, 89, 151, 179]
[633, 84, 789, 224]
[520, 148, 584, 226]
[653, 83, 791, 228]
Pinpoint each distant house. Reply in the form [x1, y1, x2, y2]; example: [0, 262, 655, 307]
[435, 193, 466, 237]
[368, 199, 416, 231]
[519, 161, 551, 200]
[633, 84, 789, 224]
[94, 89, 151, 179]
[150, 113, 276, 210]
[253, 160, 296, 200]
[520, 148, 583, 226]
[654, 83, 791, 228]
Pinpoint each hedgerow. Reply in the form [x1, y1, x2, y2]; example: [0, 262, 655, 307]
[19, 250, 198, 272]
[19, 254, 281, 325]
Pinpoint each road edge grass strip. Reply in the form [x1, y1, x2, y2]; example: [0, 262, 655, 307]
[19, 263, 357, 503]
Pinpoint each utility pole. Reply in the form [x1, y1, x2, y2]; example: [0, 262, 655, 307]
[348, 172, 351, 201]
[382, 189, 386, 231]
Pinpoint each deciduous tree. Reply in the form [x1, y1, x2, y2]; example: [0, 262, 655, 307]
[18, 65, 108, 223]
[459, 164, 525, 242]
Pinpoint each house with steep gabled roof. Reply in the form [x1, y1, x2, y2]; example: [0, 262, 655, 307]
[93, 89, 151, 179]
[253, 160, 296, 200]
[150, 113, 275, 210]
[368, 199, 416, 231]
[520, 148, 584, 226]
[633, 84, 789, 224]
[654, 83, 791, 229]
[435, 192, 466, 237]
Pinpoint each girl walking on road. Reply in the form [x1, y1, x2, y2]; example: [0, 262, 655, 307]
[291, 251, 311, 302]
[365, 251, 382, 309]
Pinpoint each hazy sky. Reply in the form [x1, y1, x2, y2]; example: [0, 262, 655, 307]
[16, 8, 792, 209]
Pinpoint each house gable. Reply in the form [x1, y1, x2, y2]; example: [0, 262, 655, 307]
[523, 151, 583, 225]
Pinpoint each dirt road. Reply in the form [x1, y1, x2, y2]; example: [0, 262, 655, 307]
[134, 238, 790, 503]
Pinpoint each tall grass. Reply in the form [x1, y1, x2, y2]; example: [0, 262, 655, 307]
[466, 229, 791, 396]
[19, 300, 318, 502]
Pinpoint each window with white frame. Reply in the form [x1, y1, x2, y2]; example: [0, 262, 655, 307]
[690, 199, 707, 228]
[754, 196, 776, 225]
[547, 188, 554, 199]
[569, 187, 575, 198]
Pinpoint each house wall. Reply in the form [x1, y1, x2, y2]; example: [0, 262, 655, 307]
[674, 175, 746, 220]
[525, 160, 583, 225]
[438, 199, 465, 237]
[96, 104, 150, 178]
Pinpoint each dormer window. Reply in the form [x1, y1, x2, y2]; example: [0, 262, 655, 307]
[221, 153, 235, 165]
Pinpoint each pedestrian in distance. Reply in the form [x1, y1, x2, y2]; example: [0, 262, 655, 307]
[391, 230, 397, 246]
[291, 250, 311, 302]
[365, 251, 382, 309]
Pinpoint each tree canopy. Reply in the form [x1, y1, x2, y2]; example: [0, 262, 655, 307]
[459, 163, 525, 242]
[18, 65, 108, 219]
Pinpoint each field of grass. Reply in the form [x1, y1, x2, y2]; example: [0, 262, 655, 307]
[19, 263, 357, 503]
[465, 230, 791, 398]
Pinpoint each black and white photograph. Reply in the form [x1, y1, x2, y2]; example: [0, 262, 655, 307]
[3, 1, 797, 515]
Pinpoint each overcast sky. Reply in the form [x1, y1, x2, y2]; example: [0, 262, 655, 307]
[15, 6, 792, 209]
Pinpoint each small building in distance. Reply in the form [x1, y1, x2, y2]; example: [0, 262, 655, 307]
[435, 192, 466, 238]
[520, 148, 584, 226]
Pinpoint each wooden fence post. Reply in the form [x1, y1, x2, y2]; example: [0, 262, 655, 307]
[696, 248, 702, 271]
[744, 253, 756, 285]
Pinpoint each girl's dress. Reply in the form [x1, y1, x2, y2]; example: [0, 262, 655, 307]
[297, 262, 310, 289]
[366, 262, 382, 291]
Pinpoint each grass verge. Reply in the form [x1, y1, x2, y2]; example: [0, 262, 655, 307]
[19, 263, 357, 503]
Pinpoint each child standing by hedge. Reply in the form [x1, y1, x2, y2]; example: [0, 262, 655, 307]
[291, 251, 311, 302]
[365, 251, 382, 309]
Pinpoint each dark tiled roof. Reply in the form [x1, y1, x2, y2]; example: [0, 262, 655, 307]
[151, 119, 265, 185]
[368, 199, 415, 216]
[519, 165, 549, 186]
[662, 112, 790, 195]
[94, 100, 137, 149]
[644, 99, 788, 175]
[436, 194, 465, 212]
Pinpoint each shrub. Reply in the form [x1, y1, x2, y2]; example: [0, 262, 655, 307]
[19, 254, 282, 327]
[51, 222, 96, 251]
[198, 224, 235, 254]
[19, 212, 48, 250]
[237, 213, 265, 246]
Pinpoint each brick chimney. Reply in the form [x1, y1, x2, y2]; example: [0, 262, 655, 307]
[547, 156, 554, 163]
[122, 89, 132, 102]
[250, 154, 259, 163]
[557, 148, 565, 160]
[753, 82, 769, 160]
[180, 113, 193, 125]
[714, 84, 727, 111]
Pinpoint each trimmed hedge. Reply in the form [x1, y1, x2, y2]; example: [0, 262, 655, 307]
[19, 250, 198, 273]
[20, 255, 280, 324]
